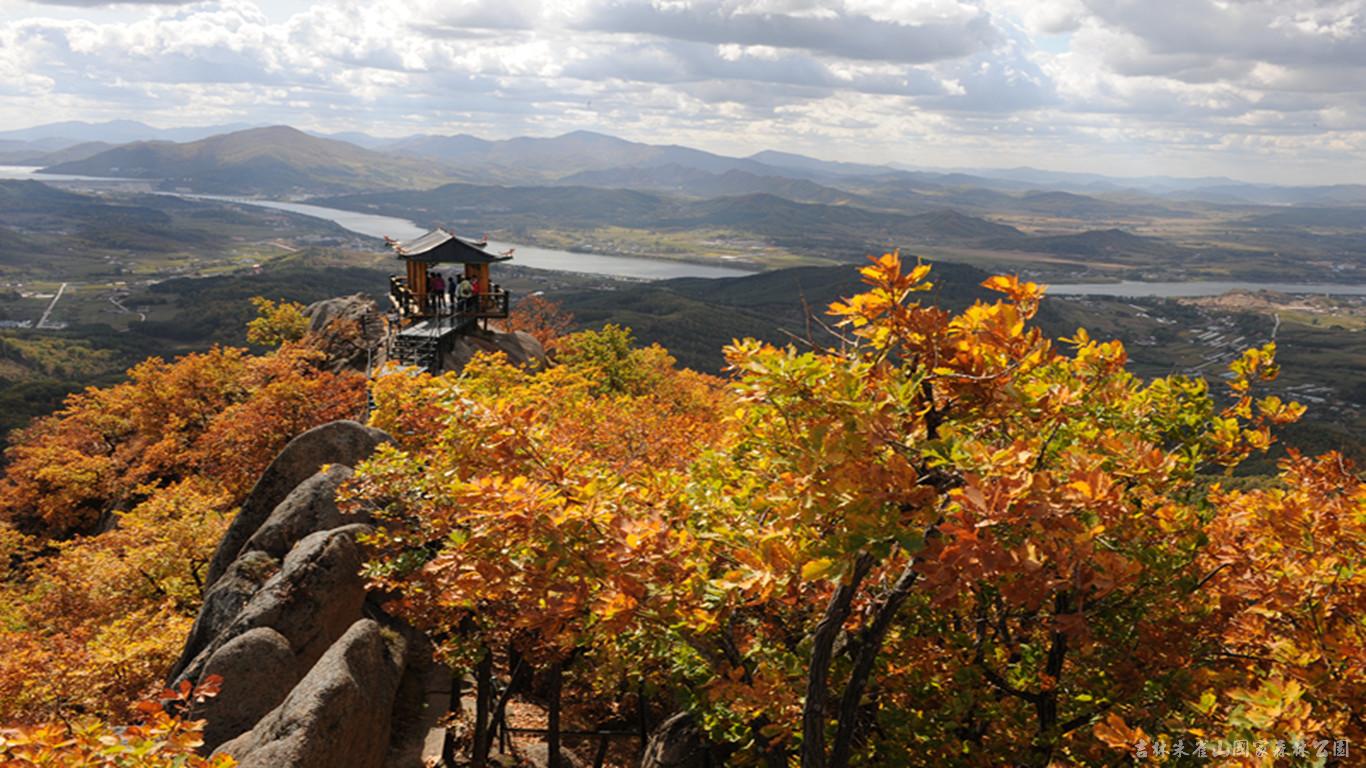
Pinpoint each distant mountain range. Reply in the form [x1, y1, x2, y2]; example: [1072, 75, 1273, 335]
[4, 119, 1361, 205]
[314, 181, 1187, 265]
[385, 129, 788, 181]
[41, 126, 457, 195]
[557, 164, 870, 206]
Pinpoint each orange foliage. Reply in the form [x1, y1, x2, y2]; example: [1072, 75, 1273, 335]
[0, 480, 228, 722]
[1202, 452, 1365, 750]
[0, 331, 366, 722]
[0, 343, 365, 538]
[500, 294, 574, 351]
[0, 677, 234, 767]
[355, 255, 1362, 768]
[356, 330, 729, 666]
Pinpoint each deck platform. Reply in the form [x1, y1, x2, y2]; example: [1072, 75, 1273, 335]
[396, 316, 474, 339]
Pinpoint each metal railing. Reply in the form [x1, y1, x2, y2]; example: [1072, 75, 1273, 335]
[388, 276, 511, 320]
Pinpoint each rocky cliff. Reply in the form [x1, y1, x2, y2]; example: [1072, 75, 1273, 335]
[301, 294, 547, 376]
[168, 420, 449, 768]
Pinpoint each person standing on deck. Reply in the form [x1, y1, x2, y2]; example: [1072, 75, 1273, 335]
[430, 272, 446, 313]
[456, 275, 473, 314]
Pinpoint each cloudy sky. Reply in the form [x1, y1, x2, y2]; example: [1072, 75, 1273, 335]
[1, 0, 1363, 184]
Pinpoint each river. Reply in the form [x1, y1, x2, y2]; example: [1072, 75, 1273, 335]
[182, 196, 760, 280]
[1047, 280, 1366, 298]
[7, 166, 1366, 293]
[0, 166, 755, 281]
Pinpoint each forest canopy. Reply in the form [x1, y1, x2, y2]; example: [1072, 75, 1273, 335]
[0, 332, 366, 725]
[0, 257, 1359, 767]
[350, 254, 1362, 767]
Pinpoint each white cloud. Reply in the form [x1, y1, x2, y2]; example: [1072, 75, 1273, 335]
[0, 0, 1361, 182]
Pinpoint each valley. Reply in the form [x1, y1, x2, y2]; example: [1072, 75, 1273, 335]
[2, 123, 1364, 458]
[3, 124, 1362, 283]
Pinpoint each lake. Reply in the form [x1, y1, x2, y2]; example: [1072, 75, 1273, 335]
[1049, 280, 1366, 297]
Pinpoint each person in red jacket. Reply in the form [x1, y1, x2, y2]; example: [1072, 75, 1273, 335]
[429, 272, 446, 313]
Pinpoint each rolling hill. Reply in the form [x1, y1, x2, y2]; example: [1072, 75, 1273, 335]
[42, 126, 456, 195]
[26, 142, 117, 166]
[388, 129, 794, 181]
[315, 182, 1025, 260]
[557, 164, 867, 205]
[0, 180, 350, 277]
[983, 228, 1189, 264]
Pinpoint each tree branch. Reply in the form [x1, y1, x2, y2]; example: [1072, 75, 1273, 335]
[829, 554, 921, 768]
[802, 553, 874, 768]
[1190, 564, 1228, 594]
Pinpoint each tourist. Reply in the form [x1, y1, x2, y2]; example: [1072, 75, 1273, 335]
[430, 272, 446, 313]
[456, 275, 473, 313]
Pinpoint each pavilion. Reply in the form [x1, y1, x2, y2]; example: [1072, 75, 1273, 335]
[384, 229, 514, 371]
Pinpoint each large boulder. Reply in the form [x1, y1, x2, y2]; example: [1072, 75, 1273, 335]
[442, 327, 546, 373]
[238, 464, 366, 564]
[195, 627, 299, 752]
[181, 525, 371, 685]
[205, 420, 390, 587]
[167, 418, 444, 768]
[170, 550, 279, 681]
[304, 294, 388, 373]
[216, 619, 407, 768]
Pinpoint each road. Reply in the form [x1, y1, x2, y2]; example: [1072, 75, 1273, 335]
[109, 293, 147, 321]
[36, 282, 67, 329]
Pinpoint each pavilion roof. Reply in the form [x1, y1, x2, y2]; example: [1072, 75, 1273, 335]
[387, 229, 512, 264]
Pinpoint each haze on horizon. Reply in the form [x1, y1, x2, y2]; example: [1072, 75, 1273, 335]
[1, 0, 1363, 186]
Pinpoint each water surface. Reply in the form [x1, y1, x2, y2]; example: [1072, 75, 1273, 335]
[2, 168, 757, 280]
[1049, 280, 1366, 297]
[179, 195, 758, 280]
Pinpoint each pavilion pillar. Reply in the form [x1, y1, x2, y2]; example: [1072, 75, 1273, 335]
[407, 260, 427, 317]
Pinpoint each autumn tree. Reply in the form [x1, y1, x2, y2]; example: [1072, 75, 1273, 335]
[0, 677, 234, 767]
[501, 294, 574, 351]
[359, 331, 731, 636]
[353, 331, 729, 762]
[0, 343, 364, 538]
[346, 256, 1360, 766]
[0, 480, 230, 722]
[245, 296, 309, 349]
[0, 300, 367, 722]
[1187, 452, 1363, 755]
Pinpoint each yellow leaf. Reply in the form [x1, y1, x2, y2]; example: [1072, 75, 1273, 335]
[801, 557, 835, 580]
